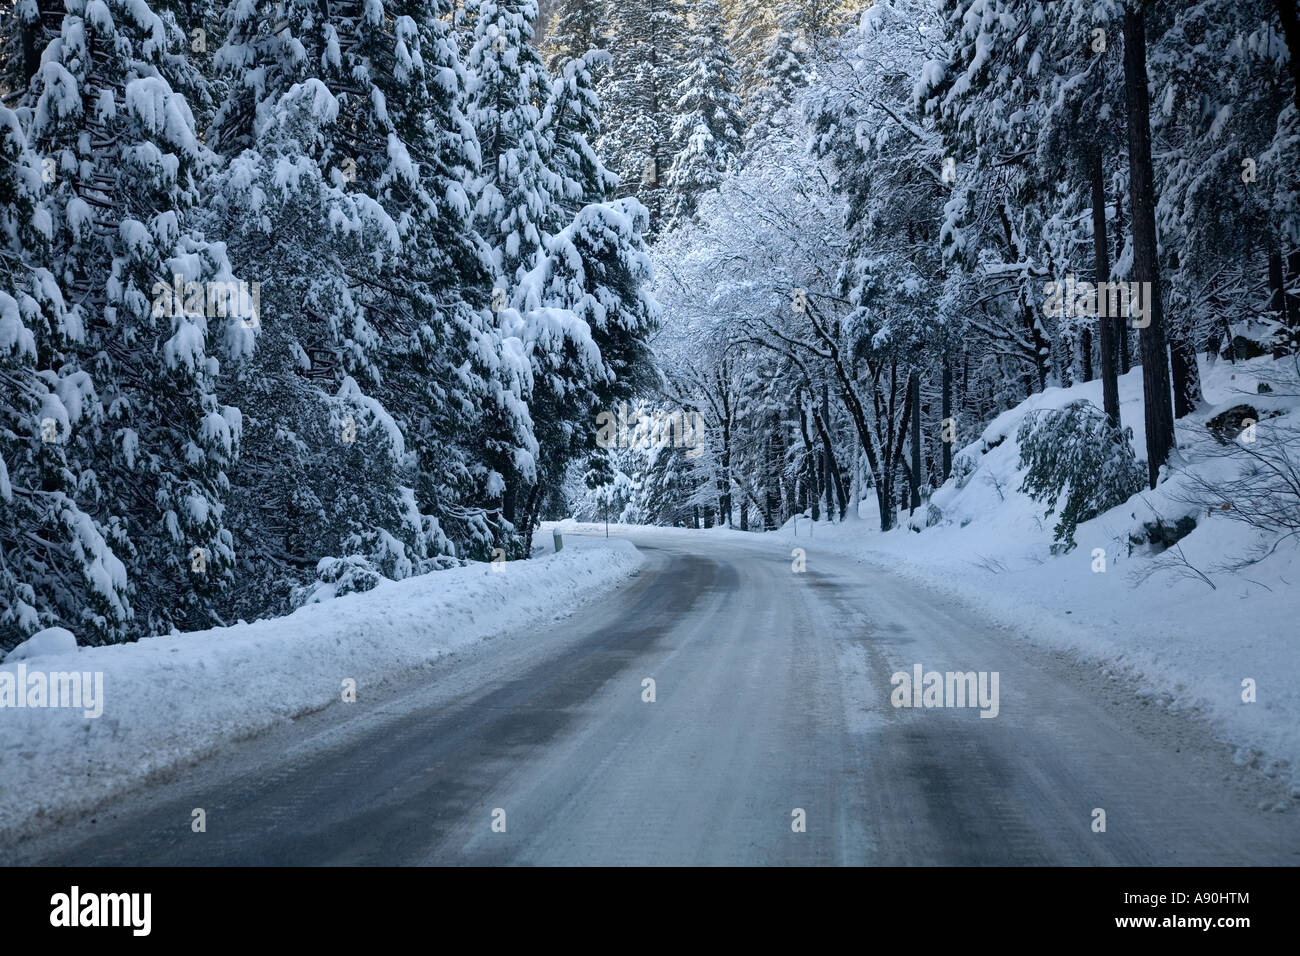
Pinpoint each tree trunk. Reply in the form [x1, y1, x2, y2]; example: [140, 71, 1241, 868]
[502, 482, 517, 526]
[941, 356, 953, 480]
[908, 371, 922, 512]
[1122, 4, 1176, 488]
[1273, 0, 1300, 112]
[1113, 191, 1131, 374]
[1170, 333, 1201, 417]
[520, 483, 541, 554]
[798, 400, 819, 521]
[765, 416, 782, 529]
[1090, 149, 1121, 427]
[1287, 248, 1300, 350]
[812, 403, 848, 520]
[718, 379, 733, 526]
[815, 332, 892, 530]
[1270, 247, 1289, 358]
[815, 386, 830, 520]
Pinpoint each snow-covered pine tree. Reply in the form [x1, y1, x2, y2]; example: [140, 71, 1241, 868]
[204, 77, 432, 613]
[205, 0, 523, 610]
[543, 47, 618, 216]
[0, 0, 63, 105]
[0, 102, 131, 650]
[1150, 0, 1298, 368]
[598, 0, 691, 236]
[743, 7, 811, 149]
[467, 0, 566, 283]
[461, 0, 572, 536]
[663, 0, 744, 225]
[537, 0, 614, 213]
[507, 197, 659, 546]
[720, 0, 775, 93]
[344, 0, 531, 562]
[921, 0, 1112, 401]
[540, 0, 605, 74]
[24, 0, 253, 636]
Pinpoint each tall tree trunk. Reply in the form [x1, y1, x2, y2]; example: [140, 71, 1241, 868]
[882, 362, 913, 526]
[520, 483, 541, 554]
[1270, 247, 1289, 358]
[798, 399, 820, 521]
[813, 455, 823, 517]
[941, 356, 953, 480]
[820, 385, 834, 520]
[810, 326, 892, 530]
[908, 371, 922, 512]
[718, 372, 733, 526]
[1113, 192, 1131, 374]
[1090, 149, 1121, 427]
[1273, 0, 1300, 112]
[766, 413, 785, 529]
[1123, 4, 1177, 488]
[1167, 253, 1202, 416]
[1287, 248, 1300, 350]
[502, 483, 517, 526]
[812, 403, 848, 520]
[1170, 333, 1201, 417]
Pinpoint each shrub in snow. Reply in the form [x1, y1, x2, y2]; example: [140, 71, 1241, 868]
[297, 556, 384, 606]
[952, 453, 977, 489]
[1017, 400, 1146, 550]
[3, 626, 78, 663]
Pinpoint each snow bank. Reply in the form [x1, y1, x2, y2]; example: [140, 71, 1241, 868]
[0, 539, 642, 843]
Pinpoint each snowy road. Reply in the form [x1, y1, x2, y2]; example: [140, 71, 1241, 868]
[14, 528, 1300, 865]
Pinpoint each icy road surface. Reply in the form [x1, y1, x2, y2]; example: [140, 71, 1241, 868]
[13, 528, 1300, 865]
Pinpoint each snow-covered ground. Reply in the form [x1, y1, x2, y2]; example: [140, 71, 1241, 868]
[769, 357, 1300, 803]
[0, 536, 642, 844]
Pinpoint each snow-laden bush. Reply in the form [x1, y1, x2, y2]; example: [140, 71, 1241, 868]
[295, 555, 384, 607]
[952, 452, 978, 489]
[1017, 401, 1146, 550]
